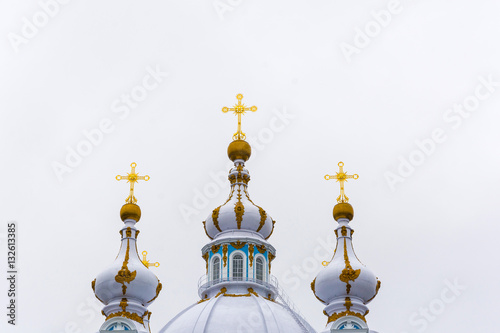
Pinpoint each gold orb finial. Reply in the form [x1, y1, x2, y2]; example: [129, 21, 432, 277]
[222, 93, 257, 141]
[120, 203, 142, 222]
[333, 202, 354, 221]
[228, 140, 252, 162]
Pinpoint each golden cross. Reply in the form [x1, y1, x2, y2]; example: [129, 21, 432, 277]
[222, 93, 257, 140]
[116, 162, 150, 204]
[324, 162, 359, 203]
[142, 251, 160, 269]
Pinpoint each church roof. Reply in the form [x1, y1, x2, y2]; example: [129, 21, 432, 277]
[159, 294, 314, 333]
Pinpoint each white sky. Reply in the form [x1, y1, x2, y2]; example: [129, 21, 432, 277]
[1, 1, 500, 332]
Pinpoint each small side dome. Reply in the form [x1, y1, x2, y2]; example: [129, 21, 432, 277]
[93, 226, 162, 308]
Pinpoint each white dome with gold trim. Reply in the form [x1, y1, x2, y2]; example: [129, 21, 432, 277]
[203, 147, 275, 240]
[311, 202, 381, 332]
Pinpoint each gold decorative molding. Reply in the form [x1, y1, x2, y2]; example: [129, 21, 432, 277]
[366, 280, 381, 303]
[230, 241, 246, 249]
[146, 281, 162, 303]
[215, 287, 259, 298]
[256, 207, 267, 232]
[211, 244, 221, 253]
[248, 244, 254, 267]
[91, 279, 96, 292]
[135, 230, 140, 239]
[229, 170, 250, 185]
[339, 238, 360, 294]
[115, 239, 137, 295]
[256, 245, 266, 254]
[215, 287, 227, 298]
[268, 253, 275, 273]
[234, 189, 245, 229]
[222, 245, 228, 267]
[341, 226, 347, 237]
[265, 219, 276, 240]
[202, 252, 209, 272]
[212, 207, 222, 232]
[126, 227, 132, 238]
[120, 298, 128, 312]
[311, 278, 326, 304]
[326, 309, 368, 324]
[197, 297, 210, 304]
[106, 310, 146, 326]
[248, 288, 258, 297]
[202, 221, 214, 240]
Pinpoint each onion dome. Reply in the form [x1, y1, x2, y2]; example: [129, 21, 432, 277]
[203, 139, 275, 240]
[92, 163, 162, 333]
[311, 162, 380, 332]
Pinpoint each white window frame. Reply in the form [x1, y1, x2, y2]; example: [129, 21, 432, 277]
[210, 254, 222, 282]
[254, 254, 267, 283]
[100, 317, 137, 333]
[229, 250, 247, 280]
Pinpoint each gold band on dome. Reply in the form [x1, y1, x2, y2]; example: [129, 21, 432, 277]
[222, 94, 257, 141]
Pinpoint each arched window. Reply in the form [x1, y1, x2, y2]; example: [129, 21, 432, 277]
[232, 254, 244, 280]
[106, 322, 131, 330]
[255, 257, 264, 282]
[212, 256, 221, 281]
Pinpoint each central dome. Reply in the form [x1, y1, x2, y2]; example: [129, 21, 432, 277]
[159, 293, 313, 333]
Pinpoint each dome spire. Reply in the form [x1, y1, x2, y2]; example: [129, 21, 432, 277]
[312, 162, 380, 332]
[116, 162, 150, 222]
[92, 162, 162, 333]
[325, 162, 359, 222]
[202, 94, 276, 295]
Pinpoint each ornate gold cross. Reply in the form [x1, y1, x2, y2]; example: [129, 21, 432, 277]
[325, 162, 359, 203]
[142, 251, 160, 268]
[222, 93, 257, 141]
[116, 162, 150, 204]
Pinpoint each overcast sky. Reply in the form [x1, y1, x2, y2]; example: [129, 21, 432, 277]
[1, 1, 500, 332]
